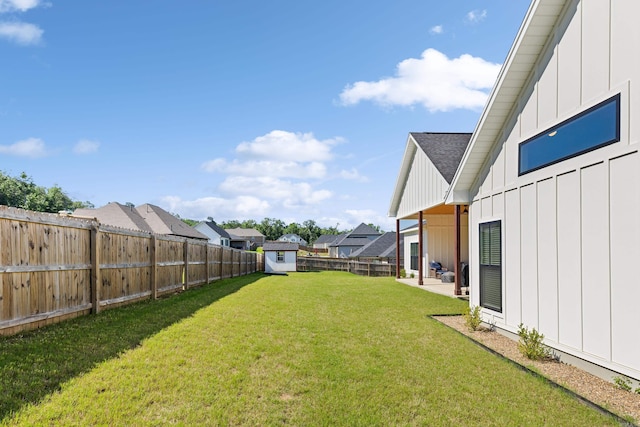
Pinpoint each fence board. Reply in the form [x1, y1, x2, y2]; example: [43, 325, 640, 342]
[297, 257, 396, 277]
[0, 206, 263, 336]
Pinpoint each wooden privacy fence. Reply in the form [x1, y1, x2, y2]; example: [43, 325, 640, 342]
[0, 206, 264, 336]
[297, 257, 395, 277]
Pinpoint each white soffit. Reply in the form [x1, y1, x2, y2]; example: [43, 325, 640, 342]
[445, 0, 567, 203]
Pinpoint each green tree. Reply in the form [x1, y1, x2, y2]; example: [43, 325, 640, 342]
[0, 171, 92, 213]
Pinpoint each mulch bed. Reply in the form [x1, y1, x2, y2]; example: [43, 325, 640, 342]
[434, 315, 640, 425]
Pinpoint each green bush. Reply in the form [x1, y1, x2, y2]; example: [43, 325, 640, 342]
[464, 305, 483, 331]
[399, 269, 406, 278]
[613, 375, 632, 392]
[517, 323, 552, 361]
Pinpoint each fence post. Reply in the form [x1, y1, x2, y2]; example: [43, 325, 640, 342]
[183, 239, 189, 289]
[150, 235, 157, 299]
[90, 225, 101, 314]
[205, 244, 210, 284]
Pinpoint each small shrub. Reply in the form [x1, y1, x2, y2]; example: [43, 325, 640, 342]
[464, 305, 483, 331]
[613, 375, 633, 392]
[517, 323, 552, 361]
[399, 269, 406, 278]
[409, 273, 415, 279]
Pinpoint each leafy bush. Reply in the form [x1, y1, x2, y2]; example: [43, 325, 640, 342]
[464, 305, 483, 331]
[399, 269, 406, 278]
[517, 323, 552, 360]
[613, 375, 632, 392]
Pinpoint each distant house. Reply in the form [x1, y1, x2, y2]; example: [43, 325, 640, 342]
[73, 202, 153, 233]
[277, 233, 307, 246]
[263, 241, 298, 273]
[194, 220, 231, 247]
[329, 223, 382, 258]
[73, 202, 208, 240]
[135, 203, 208, 240]
[349, 232, 400, 264]
[226, 228, 265, 250]
[313, 234, 342, 250]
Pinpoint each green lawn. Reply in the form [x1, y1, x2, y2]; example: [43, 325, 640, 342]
[1, 272, 619, 426]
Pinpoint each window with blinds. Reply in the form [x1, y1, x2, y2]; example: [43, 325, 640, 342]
[410, 243, 419, 271]
[479, 220, 502, 312]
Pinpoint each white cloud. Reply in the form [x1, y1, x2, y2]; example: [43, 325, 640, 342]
[0, 0, 42, 13]
[161, 195, 270, 220]
[339, 48, 501, 112]
[345, 209, 395, 231]
[0, 137, 47, 157]
[202, 158, 326, 179]
[466, 9, 487, 23]
[236, 130, 342, 162]
[219, 176, 332, 207]
[339, 168, 368, 182]
[429, 25, 443, 35]
[73, 139, 100, 154]
[0, 21, 42, 45]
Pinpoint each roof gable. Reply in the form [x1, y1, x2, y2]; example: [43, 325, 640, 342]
[389, 133, 471, 218]
[198, 221, 231, 239]
[73, 202, 153, 233]
[135, 204, 208, 240]
[349, 232, 397, 258]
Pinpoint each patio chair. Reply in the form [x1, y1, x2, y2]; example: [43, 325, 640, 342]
[429, 261, 447, 279]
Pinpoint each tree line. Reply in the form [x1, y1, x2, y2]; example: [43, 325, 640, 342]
[1, 170, 382, 245]
[0, 171, 93, 213]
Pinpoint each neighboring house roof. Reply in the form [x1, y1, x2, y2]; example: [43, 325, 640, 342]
[314, 234, 342, 245]
[135, 203, 208, 240]
[388, 133, 471, 219]
[349, 223, 381, 236]
[263, 241, 299, 251]
[225, 228, 265, 239]
[73, 202, 154, 233]
[198, 221, 231, 239]
[349, 232, 397, 258]
[330, 224, 381, 248]
[446, 0, 567, 204]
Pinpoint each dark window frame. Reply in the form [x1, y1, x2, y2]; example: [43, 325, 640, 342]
[410, 242, 419, 271]
[276, 251, 285, 263]
[479, 220, 502, 313]
[518, 93, 620, 175]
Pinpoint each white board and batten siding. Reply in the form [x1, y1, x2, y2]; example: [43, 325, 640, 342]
[395, 146, 450, 220]
[469, 0, 640, 380]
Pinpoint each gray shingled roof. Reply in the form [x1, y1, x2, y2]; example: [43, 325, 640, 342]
[409, 132, 472, 184]
[349, 232, 397, 258]
[73, 202, 153, 233]
[136, 203, 208, 240]
[349, 223, 381, 237]
[263, 241, 299, 251]
[315, 234, 342, 245]
[225, 228, 265, 238]
[201, 221, 231, 239]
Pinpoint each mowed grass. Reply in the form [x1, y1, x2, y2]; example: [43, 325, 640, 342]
[1, 272, 618, 426]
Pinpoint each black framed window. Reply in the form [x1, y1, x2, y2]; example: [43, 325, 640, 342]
[479, 221, 502, 312]
[410, 243, 419, 271]
[276, 251, 285, 262]
[519, 93, 620, 175]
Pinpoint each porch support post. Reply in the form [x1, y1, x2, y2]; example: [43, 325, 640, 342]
[395, 219, 401, 279]
[418, 211, 424, 286]
[454, 205, 462, 296]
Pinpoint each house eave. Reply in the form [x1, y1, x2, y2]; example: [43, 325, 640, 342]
[445, 0, 566, 202]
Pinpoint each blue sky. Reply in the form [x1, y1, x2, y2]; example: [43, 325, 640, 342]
[0, 0, 530, 231]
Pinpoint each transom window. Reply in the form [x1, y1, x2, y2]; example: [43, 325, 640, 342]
[519, 94, 620, 175]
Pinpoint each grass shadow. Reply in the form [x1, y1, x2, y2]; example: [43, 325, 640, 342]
[0, 272, 264, 420]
